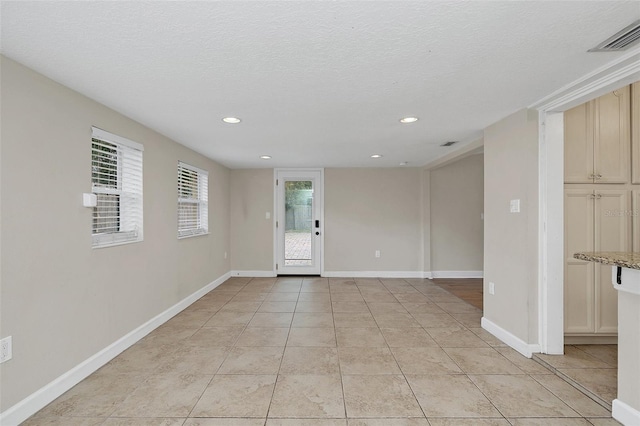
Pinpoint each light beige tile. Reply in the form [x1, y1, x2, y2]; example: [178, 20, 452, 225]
[426, 419, 509, 426]
[287, 327, 336, 347]
[156, 345, 228, 375]
[301, 282, 330, 293]
[426, 327, 489, 348]
[217, 346, 284, 374]
[296, 301, 333, 312]
[536, 346, 613, 369]
[380, 328, 437, 347]
[360, 293, 398, 303]
[235, 327, 290, 347]
[443, 347, 523, 374]
[412, 313, 460, 328]
[451, 313, 483, 328]
[507, 419, 592, 426]
[332, 302, 370, 313]
[268, 420, 347, 426]
[33, 373, 140, 417]
[23, 418, 108, 426]
[280, 347, 340, 375]
[406, 374, 500, 417]
[338, 347, 401, 375]
[188, 327, 244, 347]
[586, 419, 623, 425]
[112, 373, 212, 417]
[330, 283, 360, 293]
[495, 347, 553, 375]
[141, 326, 198, 346]
[272, 282, 303, 292]
[204, 311, 254, 327]
[166, 309, 216, 327]
[95, 342, 177, 376]
[467, 327, 508, 347]
[372, 313, 420, 328]
[530, 374, 610, 417]
[391, 347, 462, 375]
[366, 303, 408, 314]
[266, 292, 300, 302]
[191, 374, 276, 417]
[469, 375, 579, 417]
[103, 419, 185, 426]
[342, 375, 422, 418]
[231, 292, 269, 302]
[185, 419, 266, 426]
[259, 301, 297, 313]
[393, 293, 430, 303]
[400, 302, 445, 314]
[558, 368, 618, 402]
[435, 302, 481, 314]
[336, 327, 387, 347]
[298, 293, 332, 302]
[333, 312, 377, 328]
[292, 312, 334, 328]
[219, 301, 263, 313]
[248, 312, 294, 328]
[348, 419, 429, 426]
[572, 344, 617, 367]
[331, 293, 365, 302]
[269, 375, 345, 418]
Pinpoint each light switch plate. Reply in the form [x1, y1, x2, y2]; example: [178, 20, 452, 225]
[510, 199, 520, 213]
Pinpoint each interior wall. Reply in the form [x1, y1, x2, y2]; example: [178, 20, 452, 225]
[0, 56, 231, 412]
[483, 108, 539, 344]
[429, 154, 484, 273]
[324, 168, 422, 273]
[229, 169, 274, 272]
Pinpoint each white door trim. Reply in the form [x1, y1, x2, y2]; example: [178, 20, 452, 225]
[273, 168, 325, 276]
[532, 46, 640, 354]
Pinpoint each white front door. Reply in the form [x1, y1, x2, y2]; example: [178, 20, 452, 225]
[276, 169, 323, 275]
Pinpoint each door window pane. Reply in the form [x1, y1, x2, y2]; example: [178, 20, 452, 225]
[284, 180, 313, 266]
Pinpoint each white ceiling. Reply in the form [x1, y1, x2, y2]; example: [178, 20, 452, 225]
[2, 1, 639, 169]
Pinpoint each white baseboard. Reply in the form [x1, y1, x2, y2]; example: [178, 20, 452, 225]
[613, 399, 640, 426]
[230, 270, 277, 277]
[431, 270, 484, 279]
[322, 271, 424, 278]
[0, 271, 231, 426]
[481, 317, 541, 358]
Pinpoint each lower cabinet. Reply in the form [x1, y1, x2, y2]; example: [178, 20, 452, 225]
[564, 188, 630, 335]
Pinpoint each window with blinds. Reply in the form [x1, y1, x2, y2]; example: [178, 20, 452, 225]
[178, 162, 209, 238]
[91, 127, 143, 248]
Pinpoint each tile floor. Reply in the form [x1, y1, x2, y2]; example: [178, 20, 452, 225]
[25, 277, 621, 425]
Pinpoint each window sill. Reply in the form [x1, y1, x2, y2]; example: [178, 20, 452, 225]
[178, 232, 210, 240]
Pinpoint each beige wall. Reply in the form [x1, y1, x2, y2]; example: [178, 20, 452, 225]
[230, 169, 274, 272]
[483, 108, 539, 343]
[0, 56, 230, 411]
[324, 168, 422, 272]
[429, 154, 484, 272]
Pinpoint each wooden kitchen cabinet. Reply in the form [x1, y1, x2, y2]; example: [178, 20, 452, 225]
[632, 82, 640, 184]
[564, 188, 630, 335]
[564, 86, 630, 184]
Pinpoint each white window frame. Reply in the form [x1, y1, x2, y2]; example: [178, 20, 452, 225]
[91, 127, 144, 248]
[177, 161, 209, 239]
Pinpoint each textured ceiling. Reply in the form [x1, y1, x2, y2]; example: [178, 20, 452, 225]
[2, 1, 639, 168]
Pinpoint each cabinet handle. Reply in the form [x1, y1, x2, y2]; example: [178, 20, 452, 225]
[596, 194, 602, 199]
[590, 193, 596, 199]
[595, 173, 602, 180]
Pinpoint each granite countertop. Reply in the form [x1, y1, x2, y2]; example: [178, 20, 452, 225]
[574, 252, 640, 270]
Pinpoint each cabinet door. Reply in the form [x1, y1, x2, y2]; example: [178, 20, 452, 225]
[564, 189, 595, 333]
[632, 82, 640, 184]
[594, 86, 630, 184]
[565, 102, 594, 183]
[594, 190, 630, 333]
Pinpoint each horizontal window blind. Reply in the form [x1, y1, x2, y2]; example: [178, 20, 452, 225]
[178, 161, 208, 238]
[91, 127, 143, 248]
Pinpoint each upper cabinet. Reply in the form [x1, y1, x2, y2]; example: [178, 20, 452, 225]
[565, 86, 630, 184]
[632, 82, 640, 184]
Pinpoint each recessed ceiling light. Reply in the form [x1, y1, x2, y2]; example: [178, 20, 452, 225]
[399, 161, 409, 166]
[222, 117, 241, 124]
[260, 155, 272, 159]
[399, 117, 418, 124]
[371, 154, 383, 159]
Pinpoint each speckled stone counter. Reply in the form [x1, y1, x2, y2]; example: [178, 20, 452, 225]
[574, 252, 640, 270]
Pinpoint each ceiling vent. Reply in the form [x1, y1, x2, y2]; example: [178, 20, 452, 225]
[441, 141, 457, 147]
[589, 20, 640, 52]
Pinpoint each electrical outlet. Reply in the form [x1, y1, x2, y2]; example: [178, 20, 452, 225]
[375, 250, 381, 258]
[0, 336, 12, 363]
[489, 282, 495, 295]
[265, 212, 271, 219]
